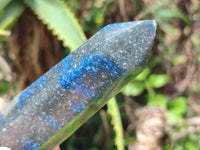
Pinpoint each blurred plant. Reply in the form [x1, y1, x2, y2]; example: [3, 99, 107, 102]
[120, 1, 200, 149]
[121, 67, 170, 108]
[81, 0, 114, 35]
[191, 35, 200, 60]
[0, 0, 86, 50]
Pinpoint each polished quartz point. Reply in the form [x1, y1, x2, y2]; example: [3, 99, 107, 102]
[0, 20, 156, 150]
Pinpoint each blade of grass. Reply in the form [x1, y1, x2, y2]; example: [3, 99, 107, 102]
[107, 97, 124, 150]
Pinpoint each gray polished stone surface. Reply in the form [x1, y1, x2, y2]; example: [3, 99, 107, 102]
[0, 20, 156, 150]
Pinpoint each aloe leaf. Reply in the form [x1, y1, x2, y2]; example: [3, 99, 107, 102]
[107, 97, 124, 150]
[0, 0, 25, 40]
[24, 0, 87, 51]
[0, 0, 12, 11]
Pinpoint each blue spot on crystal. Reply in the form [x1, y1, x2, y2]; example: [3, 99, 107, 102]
[79, 54, 99, 75]
[21, 139, 40, 150]
[58, 67, 82, 90]
[17, 73, 47, 107]
[70, 100, 86, 114]
[58, 53, 124, 98]
[0, 113, 3, 123]
[17, 84, 34, 107]
[102, 60, 122, 77]
[58, 54, 80, 90]
[58, 75, 74, 90]
[79, 54, 92, 66]
[39, 113, 61, 129]
[36, 75, 46, 90]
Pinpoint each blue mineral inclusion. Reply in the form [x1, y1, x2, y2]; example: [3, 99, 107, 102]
[70, 100, 86, 114]
[17, 76, 46, 107]
[79, 54, 124, 77]
[36, 75, 46, 90]
[21, 139, 40, 150]
[79, 54, 100, 75]
[58, 53, 124, 98]
[0, 113, 2, 123]
[17, 84, 34, 107]
[39, 114, 61, 129]
[58, 54, 80, 90]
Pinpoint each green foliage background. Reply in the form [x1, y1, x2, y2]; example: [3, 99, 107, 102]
[0, 0, 200, 150]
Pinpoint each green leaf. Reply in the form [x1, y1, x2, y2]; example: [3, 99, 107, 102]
[148, 94, 168, 108]
[191, 35, 200, 46]
[0, 0, 25, 29]
[121, 81, 145, 96]
[149, 74, 170, 88]
[156, 9, 190, 24]
[24, 0, 87, 51]
[135, 67, 150, 81]
[94, 11, 104, 29]
[107, 97, 124, 150]
[0, 0, 12, 11]
[168, 97, 187, 115]
[0, 0, 25, 40]
[171, 54, 187, 65]
[185, 135, 199, 150]
[167, 112, 183, 121]
[164, 144, 174, 150]
[0, 78, 10, 94]
[167, 97, 187, 121]
[159, 23, 176, 35]
[167, 111, 183, 121]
